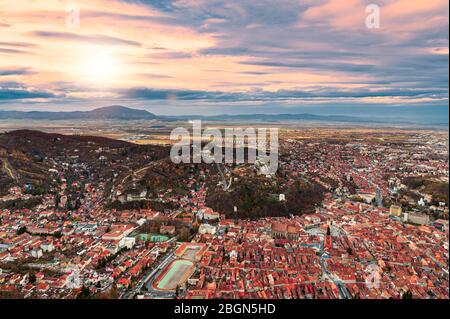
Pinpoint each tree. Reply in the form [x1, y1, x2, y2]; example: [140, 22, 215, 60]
[54, 194, 60, 208]
[402, 290, 413, 299]
[17, 226, 27, 235]
[29, 272, 36, 284]
[77, 285, 91, 299]
[178, 227, 191, 242]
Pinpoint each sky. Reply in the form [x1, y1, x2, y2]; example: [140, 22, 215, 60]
[0, 0, 448, 116]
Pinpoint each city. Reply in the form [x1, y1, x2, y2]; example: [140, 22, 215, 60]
[0, 0, 448, 305]
[0, 127, 447, 299]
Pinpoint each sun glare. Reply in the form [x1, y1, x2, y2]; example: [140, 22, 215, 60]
[78, 50, 122, 83]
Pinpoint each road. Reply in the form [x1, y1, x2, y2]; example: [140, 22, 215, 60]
[120, 243, 176, 299]
[143, 251, 176, 297]
[1, 158, 18, 181]
[311, 224, 351, 299]
[319, 252, 350, 298]
[120, 159, 164, 185]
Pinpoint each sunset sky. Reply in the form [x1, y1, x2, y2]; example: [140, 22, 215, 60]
[0, 0, 448, 115]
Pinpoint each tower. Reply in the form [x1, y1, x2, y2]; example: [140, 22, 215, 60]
[376, 187, 383, 208]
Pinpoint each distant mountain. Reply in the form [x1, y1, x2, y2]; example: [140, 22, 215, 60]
[222, 113, 373, 122]
[0, 105, 157, 120]
[168, 113, 380, 123]
[168, 113, 449, 126]
[87, 105, 157, 120]
[1, 106, 447, 126]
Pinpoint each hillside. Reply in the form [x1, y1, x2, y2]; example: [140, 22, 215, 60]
[0, 130, 169, 198]
[205, 168, 325, 219]
[0, 105, 157, 120]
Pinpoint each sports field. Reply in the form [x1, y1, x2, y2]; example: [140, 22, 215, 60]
[154, 259, 194, 291]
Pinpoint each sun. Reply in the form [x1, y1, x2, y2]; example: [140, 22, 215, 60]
[78, 49, 123, 83]
[87, 54, 116, 78]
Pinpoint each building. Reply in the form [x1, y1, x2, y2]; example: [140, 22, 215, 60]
[376, 187, 383, 207]
[198, 224, 217, 235]
[389, 205, 402, 217]
[31, 249, 43, 259]
[119, 237, 136, 249]
[271, 222, 300, 240]
[406, 213, 430, 225]
[40, 242, 54, 253]
[102, 224, 134, 241]
[202, 210, 220, 221]
[433, 219, 449, 232]
[160, 225, 176, 236]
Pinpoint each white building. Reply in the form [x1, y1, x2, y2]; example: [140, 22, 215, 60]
[198, 224, 217, 235]
[119, 237, 136, 250]
[40, 242, 54, 253]
[31, 249, 43, 259]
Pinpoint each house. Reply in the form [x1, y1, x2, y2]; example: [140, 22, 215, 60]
[36, 282, 50, 292]
[119, 237, 136, 250]
[389, 205, 402, 217]
[433, 219, 449, 232]
[31, 249, 43, 259]
[160, 225, 176, 236]
[41, 242, 54, 253]
[102, 224, 134, 241]
[198, 224, 217, 235]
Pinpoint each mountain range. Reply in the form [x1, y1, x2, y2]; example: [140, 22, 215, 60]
[0, 105, 157, 120]
[0, 105, 448, 126]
